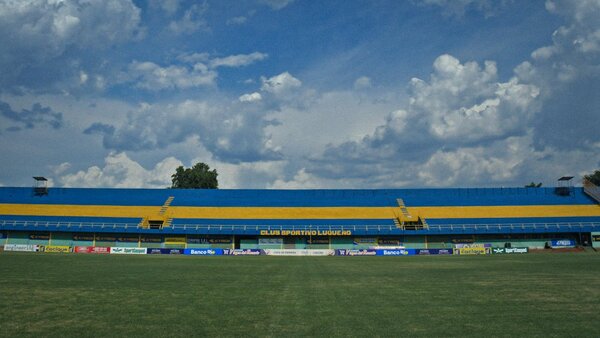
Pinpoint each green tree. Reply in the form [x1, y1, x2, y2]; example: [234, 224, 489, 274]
[584, 170, 600, 186]
[171, 162, 218, 189]
[525, 182, 542, 188]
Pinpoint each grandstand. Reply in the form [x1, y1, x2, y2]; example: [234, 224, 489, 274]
[1, 182, 600, 251]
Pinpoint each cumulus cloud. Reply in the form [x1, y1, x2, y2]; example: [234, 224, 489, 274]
[354, 76, 372, 89]
[515, 0, 600, 151]
[59, 152, 182, 188]
[0, 0, 142, 90]
[261, 72, 302, 95]
[0, 101, 63, 131]
[260, 0, 295, 10]
[210, 52, 268, 68]
[126, 61, 217, 90]
[417, 0, 511, 17]
[168, 3, 208, 35]
[239, 92, 263, 102]
[85, 100, 282, 163]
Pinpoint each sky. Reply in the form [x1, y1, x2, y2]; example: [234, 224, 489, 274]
[0, 0, 599, 189]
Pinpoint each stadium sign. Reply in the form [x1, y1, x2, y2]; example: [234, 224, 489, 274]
[259, 230, 352, 236]
[109, 247, 147, 255]
[74, 246, 110, 254]
[3, 244, 40, 252]
[336, 249, 377, 256]
[551, 240, 576, 248]
[416, 249, 453, 255]
[455, 247, 488, 255]
[491, 247, 528, 254]
[223, 249, 262, 255]
[263, 249, 335, 256]
[44, 246, 72, 253]
[376, 249, 416, 256]
[147, 248, 184, 255]
[184, 248, 224, 255]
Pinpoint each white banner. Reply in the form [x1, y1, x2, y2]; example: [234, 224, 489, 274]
[258, 238, 283, 245]
[263, 249, 334, 256]
[109, 247, 147, 255]
[4, 244, 39, 252]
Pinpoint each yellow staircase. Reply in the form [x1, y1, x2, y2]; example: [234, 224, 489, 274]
[394, 198, 428, 230]
[139, 196, 174, 229]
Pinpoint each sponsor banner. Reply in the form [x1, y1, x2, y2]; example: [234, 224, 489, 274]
[551, 239, 576, 248]
[452, 238, 474, 244]
[117, 236, 138, 243]
[147, 248, 184, 255]
[263, 249, 335, 256]
[336, 249, 377, 256]
[187, 236, 232, 244]
[109, 247, 147, 255]
[307, 237, 329, 244]
[455, 247, 488, 255]
[74, 246, 110, 254]
[73, 234, 95, 241]
[353, 237, 377, 245]
[29, 233, 50, 240]
[378, 238, 401, 246]
[376, 249, 416, 256]
[184, 248, 224, 256]
[491, 247, 529, 254]
[454, 243, 492, 249]
[260, 230, 352, 236]
[140, 236, 162, 243]
[44, 246, 72, 253]
[223, 249, 262, 256]
[164, 237, 186, 245]
[416, 249, 453, 255]
[4, 244, 40, 252]
[258, 238, 283, 245]
[592, 234, 600, 242]
[96, 235, 117, 242]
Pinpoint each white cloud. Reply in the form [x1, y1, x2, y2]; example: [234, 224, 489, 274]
[168, 3, 208, 35]
[227, 16, 248, 25]
[0, 0, 142, 90]
[59, 152, 183, 188]
[417, 0, 510, 17]
[261, 72, 302, 95]
[354, 76, 372, 89]
[150, 0, 181, 16]
[85, 100, 282, 163]
[127, 61, 217, 90]
[210, 52, 268, 68]
[260, 0, 295, 10]
[239, 92, 262, 102]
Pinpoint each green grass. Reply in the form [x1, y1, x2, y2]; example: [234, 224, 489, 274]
[1, 253, 599, 337]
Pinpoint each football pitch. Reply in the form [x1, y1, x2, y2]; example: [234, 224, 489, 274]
[1, 253, 599, 337]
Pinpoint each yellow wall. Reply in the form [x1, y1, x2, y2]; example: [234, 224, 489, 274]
[1, 203, 599, 220]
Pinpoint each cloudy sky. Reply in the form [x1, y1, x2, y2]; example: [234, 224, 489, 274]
[0, 0, 598, 189]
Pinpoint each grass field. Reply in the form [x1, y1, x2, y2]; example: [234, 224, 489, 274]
[1, 253, 599, 337]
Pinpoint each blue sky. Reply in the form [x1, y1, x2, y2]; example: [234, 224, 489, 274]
[0, 0, 598, 189]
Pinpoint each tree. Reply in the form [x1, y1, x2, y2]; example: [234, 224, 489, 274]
[525, 182, 542, 188]
[171, 162, 218, 189]
[584, 170, 600, 186]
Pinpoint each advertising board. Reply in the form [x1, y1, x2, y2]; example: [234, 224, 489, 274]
[147, 248, 184, 255]
[336, 249, 377, 256]
[3, 244, 40, 252]
[184, 248, 224, 255]
[223, 249, 262, 255]
[375, 249, 416, 256]
[258, 238, 283, 245]
[109, 247, 147, 255]
[263, 249, 335, 256]
[455, 247, 488, 255]
[551, 239, 576, 248]
[415, 249, 453, 255]
[44, 246, 72, 253]
[491, 247, 529, 254]
[75, 246, 110, 254]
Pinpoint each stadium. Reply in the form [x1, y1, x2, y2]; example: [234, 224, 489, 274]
[2, 176, 600, 254]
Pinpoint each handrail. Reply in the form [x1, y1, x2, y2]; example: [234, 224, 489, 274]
[1, 219, 600, 232]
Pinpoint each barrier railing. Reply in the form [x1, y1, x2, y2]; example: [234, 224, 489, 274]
[1, 219, 600, 233]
